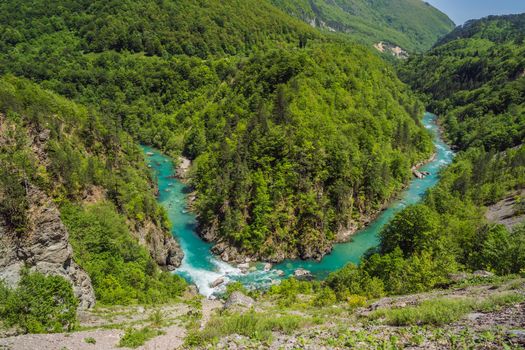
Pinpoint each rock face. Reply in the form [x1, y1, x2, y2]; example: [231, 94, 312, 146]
[210, 277, 225, 288]
[294, 268, 313, 280]
[0, 187, 95, 308]
[223, 291, 254, 311]
[133, 220, 183, 271]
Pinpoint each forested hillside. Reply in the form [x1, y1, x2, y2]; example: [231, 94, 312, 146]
[271, 0, 455, 52]
[0, 0, 433, 263]
[400, 13, 525, 151]
[189, 44, 431, 261]
[329, 13, 525, 297]
[0, 75, 186, 312]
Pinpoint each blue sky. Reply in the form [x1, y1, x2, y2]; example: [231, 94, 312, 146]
[426, 0, 525, 25]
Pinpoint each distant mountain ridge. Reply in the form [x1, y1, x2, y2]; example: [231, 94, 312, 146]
[271, 0, 455, 52]
[435, 13, 525, 46]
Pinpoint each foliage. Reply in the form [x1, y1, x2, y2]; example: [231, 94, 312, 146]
[271, 0, 454, 52]
[61, 202, 186, 305]
[369, 298, 475, 326]
[380, 204, 440, 256]
[0, 271, 77, 333]
[396, 14, 525, 284]
[187, 310, 306, 345]
[400, 14, 525, 152]
[369, 292, 525, 326]
[224, 281, 249, 299]
[84, 337, 96, 344]
[189, 44, 431, 259]
[118, 327, 164, 348]
[0, 0, 433, 261]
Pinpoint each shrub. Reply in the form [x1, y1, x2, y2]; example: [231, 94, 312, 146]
[369, 298, 473, 326]
[187, 311, 306, 345]
[312, 287, 336, 307]
[61, 202, 186, 305]
[118, 327, 164, 348]
[84, 337, 96, 344]
[347, 295, 367, 309]
[0, 271, 78, 333]
[369, 293, 524, 326]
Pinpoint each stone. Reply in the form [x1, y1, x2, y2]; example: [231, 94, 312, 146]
[473, 270, 494, 278]
[276, 270, 285, 276]
[294, 268, 312, 279]
[448, 272, 469, 283]
[133, 220, 183, 271]
[507, 330, 525, 344]
[0, 187, 95, 308]
[223, 291, 254, 310]
[210, 277, 225, 288]
[263, 263, 272, 272]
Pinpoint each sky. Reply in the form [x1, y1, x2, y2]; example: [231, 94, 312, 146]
[426, 0, 525, 25]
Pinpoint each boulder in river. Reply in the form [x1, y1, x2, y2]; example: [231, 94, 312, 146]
[294, 268, 313, 280]
[238, 263, 249, 274]
[210, 277, 225, 288]
[263, 263, 272, 272]
[223, 291, 254, 311]
[276, 270, 285, 276]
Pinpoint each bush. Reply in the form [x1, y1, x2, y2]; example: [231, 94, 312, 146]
[118, 327, 164, 348]
[0, 271, 78, 333]
[370, 298, 473, 326]
[187, 311, 306, 345]
[369, 293, 524, 326]
[312, 287, 336, 307]
[84, 337, 96, 344]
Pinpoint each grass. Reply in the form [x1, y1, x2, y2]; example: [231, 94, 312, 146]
[185, 310, 307, 346]
[369, 292, 525, 326]
[370, 298, 473, 326]
[84, 336, 96, 344]
[118, 327, 165, 348]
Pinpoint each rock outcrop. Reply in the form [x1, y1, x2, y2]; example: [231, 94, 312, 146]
[223, 291, 254, 311]
[0, 186, 95, 308]
[133, 220, 183, 271]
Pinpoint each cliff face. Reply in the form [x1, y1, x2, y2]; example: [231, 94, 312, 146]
[0, 186, 96, 308]
[132, 220, 183, 271]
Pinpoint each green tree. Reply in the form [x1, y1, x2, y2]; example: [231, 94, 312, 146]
[380, 204, 440, 256]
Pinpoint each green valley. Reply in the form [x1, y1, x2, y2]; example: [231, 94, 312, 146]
[271, 0, 455, 52]
[0, 1, 524, 349]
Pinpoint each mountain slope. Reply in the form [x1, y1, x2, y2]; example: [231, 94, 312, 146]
[0, 0, 434, 264]
[400, 13, 525, 151]
[0, 0, 318, 58]
[0, 75, 187, 308]
[369, 14, 525, 291]
[271, 0, 455, 52]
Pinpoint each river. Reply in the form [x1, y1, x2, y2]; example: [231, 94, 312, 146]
[142, 112, 454, 296]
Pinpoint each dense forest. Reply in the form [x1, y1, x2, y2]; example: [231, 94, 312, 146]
[271, 0, 455, 52]
[321, 13, 525, 299]
[0, 0, 434, 262]
[0, 75, 186, 324]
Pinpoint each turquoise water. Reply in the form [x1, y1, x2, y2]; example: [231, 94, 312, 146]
[143, 113, 454, 296]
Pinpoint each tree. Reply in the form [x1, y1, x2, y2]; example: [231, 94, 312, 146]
[380, 204, 440, 256]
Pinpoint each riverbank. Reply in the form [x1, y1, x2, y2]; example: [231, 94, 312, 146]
[144, 113, 454, 296]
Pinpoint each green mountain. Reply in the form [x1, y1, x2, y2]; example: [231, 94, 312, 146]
[0, 75, 187, 310]
[0, 0, 433, 264]
[368, 13, 525, 292]
[400, 13, 525, 151]
[271, 0, 455, 52]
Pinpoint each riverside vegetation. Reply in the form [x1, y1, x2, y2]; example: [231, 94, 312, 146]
[0, 0, 435, 262]
[0, 1, 524, 349]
